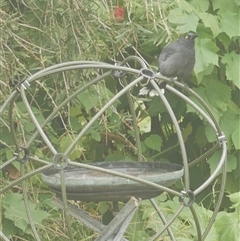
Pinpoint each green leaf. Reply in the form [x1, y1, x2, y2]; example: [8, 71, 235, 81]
[70, 106, 82, 117]
[205, 80, 231, 113]
[199, 13, 221, 37]
[105, 153, 125, 161]
[3, 193, 50, 233]
[144, 134, 162, 151]
[195, 38, 219, 75]
[215, 211, 240, 241]
[191, 79, 231, 121]
[59, 135, 72, 150]
[70, 116, 82, 131]
[195, 125, 207, 146]
[219, 11, 239, 38]
[221, 52, 240, 89]
[138, 116, 151, 133]
[6, 149, 14, 160]
[91, 131, 101, 142]
[134, 23, 153, 34]
[204, 125, 216, 143]
[207, 150, 236, 174]
[2, 219, 20, 237]
[205, 105, 239, 147]
[225, 173, 240, 194]
[24, 122, 36, 132]
[77, 91, 97, 111]
[97, 202, 110, 215]
[219, 108, 240, 147]
[189, 0, 209, 12]
[182, 123, 192, 142]
[212, 0, 238, 13]
[227, 192, 240, 208]
[168, 8, 198, 33]
[232, 128, 240, 150]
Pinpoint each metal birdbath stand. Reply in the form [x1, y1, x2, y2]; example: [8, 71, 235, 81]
[0, 56, 227, 241]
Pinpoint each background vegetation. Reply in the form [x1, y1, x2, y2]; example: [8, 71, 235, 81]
[0, 0, 239, 240]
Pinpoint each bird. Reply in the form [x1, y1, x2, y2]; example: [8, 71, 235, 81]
[158, 32, 198, 84]
[139, 32, 198, 96]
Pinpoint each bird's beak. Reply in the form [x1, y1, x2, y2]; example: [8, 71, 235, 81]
[192, 34, 198, 39]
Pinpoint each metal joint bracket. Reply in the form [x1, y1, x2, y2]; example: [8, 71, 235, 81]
[111, 62, 126, 78]
[179, 190, 195, 207]
[140, 68, 155, 79]
[139, 68, 156, 86]
[53, 153, 69, 170]
[217, 132, 226, 146]
[15, 80, 30, 91]
[13, 147, 29, 163]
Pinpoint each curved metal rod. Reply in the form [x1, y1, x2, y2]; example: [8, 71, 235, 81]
[68, 161, 182, 197]
[25, 71, 112, 149]
[119, 55, 148, 68]
[8, 95, 20, 149]
[173, 82, 222, 134]
[149, 199, 176, 241]
[21, 61, 113, 84]
[64, 75, 144, 156]
[202, 147, 227, 240]
[20, 164, 41, 241]
[16, 64, 142, 157]
[24, 64, 140, 85]
[150, 80, 190, 191]
[166, 85, 217, 132]
[0, 230, 10, 241]
[194, 141, 227, 195]
[149, 205, 185, 241]
[60, 170, 74, 240]
[0, 156, 17, 170]
[20, 88, 58, 154]
[116, 56, 148, 162]
[189, 205, 202, 241]
[1, 62, 108, 114]
[0, 62, 115, 115]
[0, 164, 53, 194]
[122, 78, 142, 161]
[189, 143, 220, 168]
[0, 90, 18, 114]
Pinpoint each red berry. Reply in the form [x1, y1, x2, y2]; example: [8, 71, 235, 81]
[114, 7, 124, 22]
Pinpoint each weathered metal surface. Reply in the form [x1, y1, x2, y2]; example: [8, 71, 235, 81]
[42, 162, 183, 201]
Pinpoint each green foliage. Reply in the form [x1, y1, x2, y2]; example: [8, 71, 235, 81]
[222, 52, 240, 89]
[214, 192, 240, 241]
[144, 135, 162, 151]
[126, 192, 240, 241]
[2, 193, 50, 237]
[0, 0, 239, 240]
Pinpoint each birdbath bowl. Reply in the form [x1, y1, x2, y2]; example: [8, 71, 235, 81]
[42, 162, 183, 202]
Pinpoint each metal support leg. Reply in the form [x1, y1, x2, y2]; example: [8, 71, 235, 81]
[53, 197, 140, 241]
[53, 197, 105, 233]
[95, 197, 140, 241]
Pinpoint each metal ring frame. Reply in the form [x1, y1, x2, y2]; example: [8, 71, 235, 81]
[0, 56, 227, 241]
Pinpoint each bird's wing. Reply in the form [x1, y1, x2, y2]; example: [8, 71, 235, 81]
[159, 43, 180, 62]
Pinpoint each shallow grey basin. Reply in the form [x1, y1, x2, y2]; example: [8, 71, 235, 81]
[42, 162, 183, 201]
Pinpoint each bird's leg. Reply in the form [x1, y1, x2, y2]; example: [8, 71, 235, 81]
[169, 77, 175, 86]
[179, 79, 190, 93]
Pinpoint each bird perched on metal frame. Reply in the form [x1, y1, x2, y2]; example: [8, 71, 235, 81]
[139, 32, 198, 96]
[158, 32, 198, 83]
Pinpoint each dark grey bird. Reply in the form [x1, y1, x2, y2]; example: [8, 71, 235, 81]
[158, 32, 198, 83]
[139, 32, 198, 96]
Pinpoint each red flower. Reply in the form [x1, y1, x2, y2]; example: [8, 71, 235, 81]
[114, 7, 124, 22]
